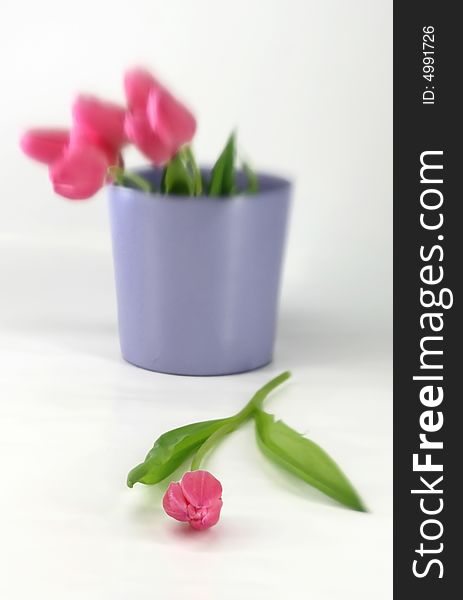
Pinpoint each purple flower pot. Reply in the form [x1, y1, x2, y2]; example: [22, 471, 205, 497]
[107, 168, 291, 376]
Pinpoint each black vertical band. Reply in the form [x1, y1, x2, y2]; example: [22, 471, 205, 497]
[394, 2, 460, 597]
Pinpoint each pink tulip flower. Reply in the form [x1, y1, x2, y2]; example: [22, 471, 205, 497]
[163, 470, 223, 531]
[49, 144, 109, 200]
[20, 129, 70, 164]
[72, 95, 127, 155]
[20, 97, 127, 200]
[124, 68, 196, 165]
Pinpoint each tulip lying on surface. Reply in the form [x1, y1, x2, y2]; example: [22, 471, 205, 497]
[163, 470, 223, 531]
[130, 373, 367, 534]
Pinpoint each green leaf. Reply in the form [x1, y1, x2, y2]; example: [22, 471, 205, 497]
[255, 409, 366, 511]
[127, 418, 229, 487]
[242, 161, 259, 194]
[208, 132, 236, 196]
[163, 153, 195, 196]
[182, 146, 203, 195]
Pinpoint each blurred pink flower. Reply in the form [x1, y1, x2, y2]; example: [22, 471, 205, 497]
[71, 95, 127, 155]
[124, 68, 196, 165]
[20, 97, 127, 200]
[49, 144, 109, 200]
[163, 470, 223, 531]
[20, 129, 70, 164]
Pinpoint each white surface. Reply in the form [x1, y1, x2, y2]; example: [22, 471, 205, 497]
[1, 0, 392, 598]
[0, 239, 392, 599]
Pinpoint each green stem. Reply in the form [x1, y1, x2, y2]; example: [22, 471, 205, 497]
[190, 421, 237, 471]
[108, 166, 153, 193]
[190, 371, 291, 470]
[108, 165, 125, 185]
[124, 171, 152, 193]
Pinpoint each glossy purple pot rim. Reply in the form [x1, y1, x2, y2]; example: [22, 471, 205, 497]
[107, 167, 292, 202]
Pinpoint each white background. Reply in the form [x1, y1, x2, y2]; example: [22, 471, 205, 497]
[0, 1, 392, 598]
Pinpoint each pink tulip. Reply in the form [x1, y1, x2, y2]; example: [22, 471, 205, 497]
[20, 129, 70, 164]
[124, 68, 196, 165]
[72, 95, 127, 151]
[69, 127, 121, 170]
[163, 470, 223, 531]
[20, 96, 127, 200]
[49, 144, 109, 200]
